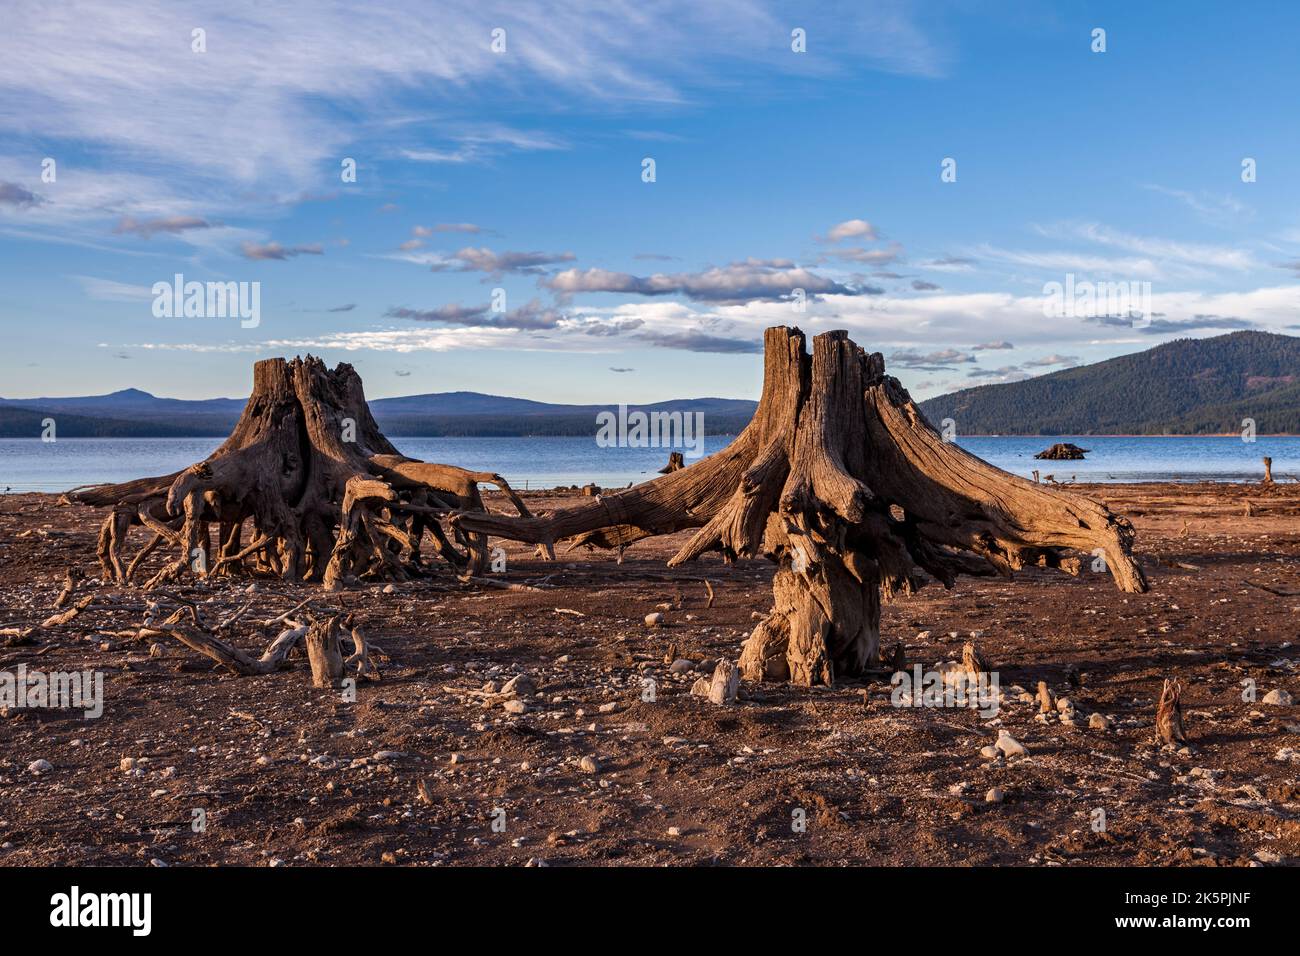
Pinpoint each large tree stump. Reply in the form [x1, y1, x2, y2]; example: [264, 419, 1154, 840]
[65, 357, 535, 589]
[454, 327, 1147, 686]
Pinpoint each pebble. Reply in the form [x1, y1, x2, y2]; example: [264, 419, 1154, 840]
[1089, 713, 1111, 730]
[1261, 689, 1293, 706]
[119, 757, 138, 772]
[597, 702, 618, 713]
[503, 699, 528, 714]
[979, 745, 1000, 760]
[667, 826, 682, 837]
[985, 787, 1004, 803]
[645, 612, 664, 627]
[669, 658, 695, 675]
[27, 759, 53, 775]
[579, 755, 601, 774]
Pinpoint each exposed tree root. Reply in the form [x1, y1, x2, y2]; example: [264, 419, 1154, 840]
[454, 326, 1147, 686]
[64, 357, 534, 590]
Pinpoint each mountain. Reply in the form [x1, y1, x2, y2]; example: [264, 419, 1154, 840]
[0, 388, 757, 438]
[918, 331, 1300, 435]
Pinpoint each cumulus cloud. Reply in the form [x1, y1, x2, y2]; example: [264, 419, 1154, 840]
[822, 218, 877, 243]
[972, 341, 1013, 350]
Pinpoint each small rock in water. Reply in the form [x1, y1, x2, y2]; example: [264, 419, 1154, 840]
[1261, 689, 1293, 706]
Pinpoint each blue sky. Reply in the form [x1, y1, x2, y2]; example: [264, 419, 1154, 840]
[2, 0, 1299, 403]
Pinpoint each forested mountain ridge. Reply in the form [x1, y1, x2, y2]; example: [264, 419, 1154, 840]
[918, 331, 1300, 435]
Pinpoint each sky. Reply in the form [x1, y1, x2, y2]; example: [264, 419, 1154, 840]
[2, 0, 1299, 404]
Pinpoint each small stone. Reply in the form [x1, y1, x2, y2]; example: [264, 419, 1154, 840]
[1089, 713, 1111, 730]
[1262, 689, 1293, 706]
[503, 699, 527, 714]
[995, 730, 1027, 758]
[669, 658, 695, 675]
[985, 787, 1004, 803]
[579, 755, 601, 774]
[689, 677, 711, 697]
[979, 745, 1000, 760]
[27, 759, 53, 775]
[597, 702, 618, 713]
[382, 584, 397, 594]
[381, 851, 398, 864]
[667, 826, 682, 837]
[645, 612, 664, 627]
[501, 673, 536, 697]
[119, 757, 138, 772]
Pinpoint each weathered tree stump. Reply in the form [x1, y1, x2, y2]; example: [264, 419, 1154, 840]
[65, 356, 536, 589]
[1034, 442, 1089, 460]
[658, 452, 686, 473]
[454, 327, 1147, 686]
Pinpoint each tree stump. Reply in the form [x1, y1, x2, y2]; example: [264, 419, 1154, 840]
[658, 452, 686, 473]
[65, 356, 535, 588]
[305, 616, 346, 688]
[454, 327, 1147, 686]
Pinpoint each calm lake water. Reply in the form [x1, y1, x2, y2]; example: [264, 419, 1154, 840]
[0, 435, 1293, 493]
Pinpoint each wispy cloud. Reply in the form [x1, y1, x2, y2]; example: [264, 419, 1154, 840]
[113, 215, 213, 238]
[546, 260, 863, 303]
[240, 240, 324, 260]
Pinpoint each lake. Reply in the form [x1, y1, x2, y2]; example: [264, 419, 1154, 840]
[0, 434, 1292, 493]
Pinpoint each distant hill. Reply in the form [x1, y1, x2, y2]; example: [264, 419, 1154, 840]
[0, 387, 757, 438]
[918, 331, 1300, 435]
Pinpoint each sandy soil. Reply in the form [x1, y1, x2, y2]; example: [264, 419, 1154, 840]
[0, 482, 1297, 867]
